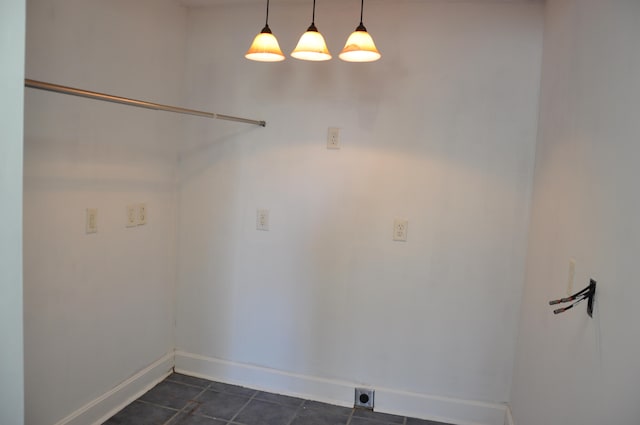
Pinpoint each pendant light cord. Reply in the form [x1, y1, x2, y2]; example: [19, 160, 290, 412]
[360, 0, 364, 25]
[312, 0, 316, 25]
[265, 0, 270, 26]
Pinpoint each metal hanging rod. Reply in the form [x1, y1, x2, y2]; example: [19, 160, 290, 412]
[24, 79, 266, 127]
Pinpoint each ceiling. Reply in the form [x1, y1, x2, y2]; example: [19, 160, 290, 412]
[178, 0, 316, 6]
[178, 0, 541, 7]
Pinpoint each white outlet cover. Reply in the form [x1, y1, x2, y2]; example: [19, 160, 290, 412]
[86, 208, 98, 234]
[138, 203, 147, 226]
[126, 205, 137, 228]
[393, 218, 408, 241]
[256, 209, 270, 231]
[327, 127, 341, 149]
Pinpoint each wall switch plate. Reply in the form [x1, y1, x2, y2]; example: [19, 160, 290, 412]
[567, 258, 576, 295]
[86, 208, 98, 234]
[138, 203, 147, 226]
[126, 205, 137, 228]
[393, 218, 408, 241]
[256, 209, 269, 231]
[327, 127, 341, 149]
[354, 388, 374, 410]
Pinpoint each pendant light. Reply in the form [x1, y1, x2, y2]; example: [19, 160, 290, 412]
[245, 0, 285, 62]
[291, 0, 332, 61]
[339, 0, 381, 62]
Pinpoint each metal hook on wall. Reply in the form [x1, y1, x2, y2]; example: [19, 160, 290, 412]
[549, 279, 597, 317]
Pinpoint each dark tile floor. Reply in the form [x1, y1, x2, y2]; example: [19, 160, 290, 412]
[104, 373, 453, 425]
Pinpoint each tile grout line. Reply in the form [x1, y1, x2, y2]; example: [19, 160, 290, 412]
[226, 390, 259, 424]
[283, 398, 308, 425]
[162, 381, 213, 425]
[345, 407, 356, 425]
[165, 377, 218, 391]
[135, 399, 181, 411]
[163, 410, 183, 425]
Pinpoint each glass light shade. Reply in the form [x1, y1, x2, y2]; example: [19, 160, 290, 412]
[245, 29, 285, 62]
[339, 29, 381, 62]
[291, 27, 332, 61]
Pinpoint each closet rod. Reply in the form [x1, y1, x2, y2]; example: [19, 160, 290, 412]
[25, 79, 266, 127]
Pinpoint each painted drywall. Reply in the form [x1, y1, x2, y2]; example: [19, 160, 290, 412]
[0, 1, 26, 424]
[510, 1, 640, 424]
[23, 0, 187, 423]
[176, 0, 543, 421]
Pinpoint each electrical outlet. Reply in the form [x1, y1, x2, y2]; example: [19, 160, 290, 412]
[393, 218, 408, 241]
[126, 205, 137, 228]
[354, 388, 374, 409]
[138, 203, 147, 226]
[86, 208, 98, 234]
[327, 127, 341, 149]
[256, 209, 269, 231]
[567, 258, 576, 295]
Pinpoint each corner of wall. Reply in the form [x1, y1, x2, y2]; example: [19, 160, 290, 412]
[54, 353, 174, 425]
[505, 406, 515, 425]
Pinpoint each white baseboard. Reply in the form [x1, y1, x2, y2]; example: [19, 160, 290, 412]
[175, 351, 355, 408]
[53, 352, 175, 425]
[375, 388, 506, 425]
[505, 406, 515, 425]
[175, 351, 507, 425]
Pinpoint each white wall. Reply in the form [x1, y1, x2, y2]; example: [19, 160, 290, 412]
[0, 1, 25, 424]
[23, 1, 187, 423]
[510, 1, 640, 424]
[176, 1, 543, 423]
